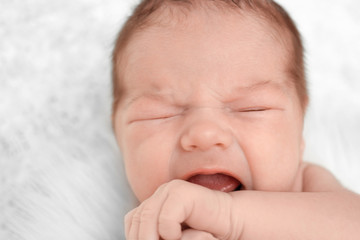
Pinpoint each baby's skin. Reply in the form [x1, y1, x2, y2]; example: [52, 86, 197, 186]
[125, 164, 358, 239]
[113, 6, 360, 240]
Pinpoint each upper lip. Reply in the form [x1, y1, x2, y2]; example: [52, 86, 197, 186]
[181, 168, 245, 189]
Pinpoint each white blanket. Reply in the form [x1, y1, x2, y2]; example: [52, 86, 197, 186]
[1, 0, 359, 239]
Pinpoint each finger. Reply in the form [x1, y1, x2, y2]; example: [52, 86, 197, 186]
[128, 206, 142, 240]
[137, 197, 165, 240]
[181, 229, 218, 240]
[137, 183, 172, 240]
[124, 209, 136, 239]
[158, 180, 234, 239]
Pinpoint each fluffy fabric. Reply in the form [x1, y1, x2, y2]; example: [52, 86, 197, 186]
[1, 1, 137, 239]
[1, 0, 359, 239]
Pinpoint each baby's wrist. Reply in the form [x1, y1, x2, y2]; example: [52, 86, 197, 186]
[219, 191, 247, 240]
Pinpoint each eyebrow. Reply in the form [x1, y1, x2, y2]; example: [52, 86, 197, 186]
[123, 79, 287, 109]
[241, 79, 278, 90]
[228, 79, 287, 97]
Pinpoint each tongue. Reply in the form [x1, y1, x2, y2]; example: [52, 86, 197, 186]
[187, 173, 240, 192]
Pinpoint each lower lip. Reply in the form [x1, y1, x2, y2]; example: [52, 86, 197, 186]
[187, 173, 241, 192]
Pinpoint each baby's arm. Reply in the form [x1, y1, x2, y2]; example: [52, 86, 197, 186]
[231, 188, 360, 239]
[125, 165, 360, 239]
[230, 163, 360, 239]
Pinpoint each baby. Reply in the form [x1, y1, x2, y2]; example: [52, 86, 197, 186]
[111, 0, 360, 239]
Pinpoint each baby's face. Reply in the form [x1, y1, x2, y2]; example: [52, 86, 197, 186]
[114, 11, 305, 202]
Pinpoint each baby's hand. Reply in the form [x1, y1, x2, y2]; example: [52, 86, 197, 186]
[125, 180, 243, 240]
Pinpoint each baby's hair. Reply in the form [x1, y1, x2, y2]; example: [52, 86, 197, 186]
[112, 0, 307, 113]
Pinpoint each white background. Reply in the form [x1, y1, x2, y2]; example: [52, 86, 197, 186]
[1, 0, 359, 239]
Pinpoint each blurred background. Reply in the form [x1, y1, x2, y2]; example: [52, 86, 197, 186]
[0, 0, 359, 239]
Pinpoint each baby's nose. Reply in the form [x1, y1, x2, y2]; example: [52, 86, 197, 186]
[180, 120, 233, 151]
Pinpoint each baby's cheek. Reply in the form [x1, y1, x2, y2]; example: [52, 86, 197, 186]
[124, 136, 174, 202]
[242, 138, 301, 191]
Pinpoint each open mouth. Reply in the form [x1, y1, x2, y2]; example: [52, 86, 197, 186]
[187, 173, 244, 192]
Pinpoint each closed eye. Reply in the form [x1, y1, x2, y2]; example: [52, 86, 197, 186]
[129, 114, 178, 124]
[237, 107, 270, 112]
[147, 114, 177, 120]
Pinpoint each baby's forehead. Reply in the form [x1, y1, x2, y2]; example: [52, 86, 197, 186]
[122, 21, 294, 97]
[123, 8, 292, 76]
[113, 1, 306, 115]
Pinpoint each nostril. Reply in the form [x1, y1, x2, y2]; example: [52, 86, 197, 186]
[189, 145, 197, 150]
[215, 143, 224, 147]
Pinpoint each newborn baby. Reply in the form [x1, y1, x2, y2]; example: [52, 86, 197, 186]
[111, 0, 360, 239]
